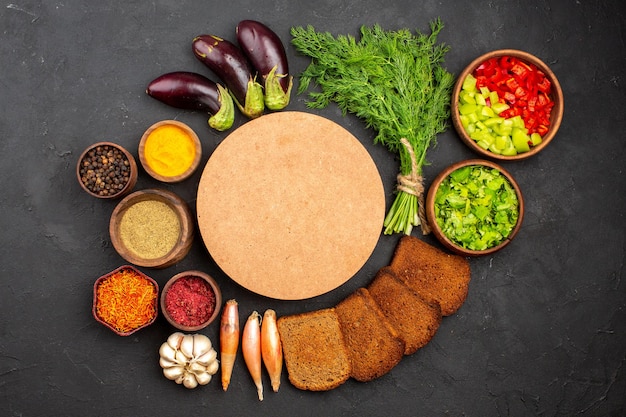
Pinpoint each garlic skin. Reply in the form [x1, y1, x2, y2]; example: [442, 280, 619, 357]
[159, 332, 219, 389]
[194, 348, 217, 366]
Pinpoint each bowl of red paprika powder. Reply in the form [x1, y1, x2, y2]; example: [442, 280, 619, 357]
[160, 270, 222, 331]
[451, 49, 564, 160]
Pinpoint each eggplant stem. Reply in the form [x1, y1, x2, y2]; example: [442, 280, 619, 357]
[264, 66, 293, 110]
[209, 84, 235, 131]
[234, 79, 264, 119]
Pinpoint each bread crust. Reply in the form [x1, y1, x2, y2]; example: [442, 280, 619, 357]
[389, 236, 471, 316]
[368, 266, 442, 354]
[335, 288, 405, 382]
[277, 308, 351, 391]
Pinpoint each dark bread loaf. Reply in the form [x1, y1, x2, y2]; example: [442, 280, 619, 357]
[368, 266, 442, 355]
[389, 235, 471, 316]
[334, 288, 405, 382]
[277, 308, 351, 391]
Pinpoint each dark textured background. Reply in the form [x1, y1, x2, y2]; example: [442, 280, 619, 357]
[1, 1, 625, 416]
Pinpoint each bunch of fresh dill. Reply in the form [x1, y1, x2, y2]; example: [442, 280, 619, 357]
[291, 18, 454, 235]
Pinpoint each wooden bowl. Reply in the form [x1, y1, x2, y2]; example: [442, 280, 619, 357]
[93, 265, 159, 336]
[109, 189, 194, 268]
[160, 270, 222, 332]
[451, 49, 564, 160]
[425, 159, 524, 256]
[138, 120, 202, 183]
[77, 141, 138, 198]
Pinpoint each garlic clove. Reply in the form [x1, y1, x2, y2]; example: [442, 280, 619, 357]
[159, 357, 179, 369]
[175, 350, 189, 365]
[205, 359, 219, 375]
[188, 361, 207, 374]
[180, 334, 195, 358]
[194, 348, 217, 367]
[192, 334, 212, 357]
[159, 342, 178, 363]
[167, 332, 185, 350]
[195, 371, 213, 386]
[163, 365, 185, 381]
[183, 372, 199, 389]
[175, 373, 185, 385]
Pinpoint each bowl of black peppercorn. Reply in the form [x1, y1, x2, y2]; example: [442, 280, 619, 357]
[77, 142, 138, 199]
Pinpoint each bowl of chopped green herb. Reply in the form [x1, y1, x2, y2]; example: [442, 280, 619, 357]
[425, 159, 524, 256]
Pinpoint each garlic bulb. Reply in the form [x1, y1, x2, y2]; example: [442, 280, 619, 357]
[159, 332, 219, 389]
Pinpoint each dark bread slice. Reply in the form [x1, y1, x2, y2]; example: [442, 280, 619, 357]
[277, 308, 351, 391]
[389, 235, 471, 316]
[334, 288, 405, 382]
[368, 266, 442, 355]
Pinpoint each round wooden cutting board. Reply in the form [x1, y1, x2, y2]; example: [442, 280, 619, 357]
[196, 111, 385, 300]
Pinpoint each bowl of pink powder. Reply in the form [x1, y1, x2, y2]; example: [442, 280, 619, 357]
[160, 270, 222, 331]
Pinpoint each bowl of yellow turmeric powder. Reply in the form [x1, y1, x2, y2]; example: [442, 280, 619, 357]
[138, 120, 202, 183]
[93, 265, 159, 336]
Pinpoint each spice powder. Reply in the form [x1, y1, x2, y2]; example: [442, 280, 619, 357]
[119, 199, 181, 259]
[144, 124, 196, 177]
[164, 276, 216, 327]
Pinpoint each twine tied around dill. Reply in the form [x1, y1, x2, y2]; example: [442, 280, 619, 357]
[396, 138, 431, 235]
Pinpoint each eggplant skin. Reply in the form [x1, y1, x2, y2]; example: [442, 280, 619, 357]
[192, 35, 264, 119]
[236, 20, 290, 91]
[146, 71, 235, 131]
[236, 20, 293, 110]
[146, 71, 222, 113]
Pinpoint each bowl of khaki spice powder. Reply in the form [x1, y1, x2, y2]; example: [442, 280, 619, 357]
[138, 120, 202, 183]
[76, 142, 138, 199]
[109, 189, 194, 268]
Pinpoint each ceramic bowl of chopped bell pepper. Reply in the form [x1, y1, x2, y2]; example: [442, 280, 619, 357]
[451, 49, 564, 160]
[425, 159, 524, 256]
[93, 265, 159, 336]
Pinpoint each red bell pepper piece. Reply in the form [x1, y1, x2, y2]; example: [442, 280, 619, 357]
[505, 77, 519, 90]
[535, 126, 544, 135]
[536, 92, 549, 108]
[471, 54, 555, 142]
[537, 77, 551, 93]
[527, 96, 537, 111]
[498, 55, 514, 69]
[503, 91, 516, 102]
[514, 86, 527, 98]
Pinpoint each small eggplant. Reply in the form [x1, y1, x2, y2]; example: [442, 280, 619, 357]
[146, 71, 235, 131]
[236, 20, 293, 111]
[192, 35, 264, 119]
